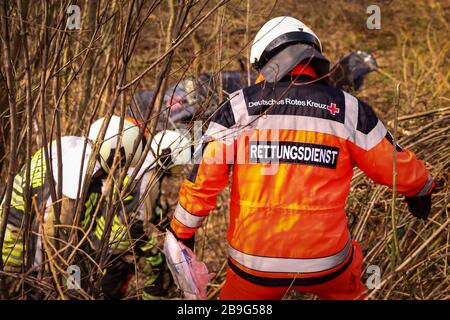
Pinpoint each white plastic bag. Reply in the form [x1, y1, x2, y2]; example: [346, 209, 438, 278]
[163, 230, 213, 299]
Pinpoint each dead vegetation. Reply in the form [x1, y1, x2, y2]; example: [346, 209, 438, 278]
[0, 0, 448, 299]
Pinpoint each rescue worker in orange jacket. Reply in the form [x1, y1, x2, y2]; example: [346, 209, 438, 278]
[169, 16, 435, 300]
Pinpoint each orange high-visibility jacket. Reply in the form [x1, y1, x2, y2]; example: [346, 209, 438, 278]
[170, 74, 434, 284]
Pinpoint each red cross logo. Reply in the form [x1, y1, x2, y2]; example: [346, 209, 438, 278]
[327, 103, 340, 115]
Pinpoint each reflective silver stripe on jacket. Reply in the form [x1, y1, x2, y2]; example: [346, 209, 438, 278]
[414, 175, 434, 197]
[354, 120, 387, 151]
[204, 121, 239, 146]
[174, 203, 205, 228]
[343, 91, 387, 151]
[228, 238, 352, 274]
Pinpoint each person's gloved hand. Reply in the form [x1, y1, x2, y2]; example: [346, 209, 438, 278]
[405, 193, 432, 220]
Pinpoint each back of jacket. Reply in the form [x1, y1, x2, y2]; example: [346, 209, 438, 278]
[171, 75, 433, 280]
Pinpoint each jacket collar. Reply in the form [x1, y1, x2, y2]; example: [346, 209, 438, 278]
[256, 62, 322, 84]
[278, 74, 318, 83]
[288, 63, 317, 78]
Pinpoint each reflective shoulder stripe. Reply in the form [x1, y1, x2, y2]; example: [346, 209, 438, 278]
[173, 203, 205, 228]
[228, 238, 352, 274]
[205, 91, 243, 145]
[353, 120, 387, 151]
[343, 91, 387, 151]
[343, 91, 358, 132]
[251, 114, 349, 140]
[204, 122, 237, 145]
[414, 175, 434, 197]
[229, 89, 247, 126]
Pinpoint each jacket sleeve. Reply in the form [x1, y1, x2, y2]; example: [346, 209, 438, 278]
[170, 100, 237, 239]
[347, 98, 434, 197]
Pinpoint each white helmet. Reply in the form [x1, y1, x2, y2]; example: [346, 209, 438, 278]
[151, 130, 191, 169]
[250, 16, 328, 82]
[88, 115, 144, 172]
